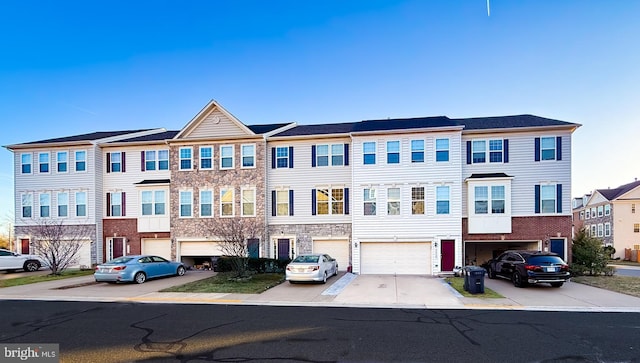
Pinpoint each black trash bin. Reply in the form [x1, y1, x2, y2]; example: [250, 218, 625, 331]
[465, 266, 485, 294]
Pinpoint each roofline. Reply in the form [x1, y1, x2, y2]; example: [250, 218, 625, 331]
[462, 124, 581, 135]
[268, 132, 352, 142]
[261, 122, 298, 138]
[350, 125, 465, 137]
[174, 100, 254, 139]
[167, 134, 265, 145]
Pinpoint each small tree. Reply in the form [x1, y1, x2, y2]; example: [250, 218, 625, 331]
[572, 227, 609, 275]
[208, 217, 263, 278]
[21, 219, 94, 275]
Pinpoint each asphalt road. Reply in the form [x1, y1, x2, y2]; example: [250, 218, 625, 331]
[1, 300, 638, 363]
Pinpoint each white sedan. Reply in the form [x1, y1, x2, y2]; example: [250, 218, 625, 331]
[286, 253, 338, 284]
[0, 249, 47, 272]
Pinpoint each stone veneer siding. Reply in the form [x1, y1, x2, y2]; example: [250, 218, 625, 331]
[267, 223, 352, 257]
[169, 140, 268, 257]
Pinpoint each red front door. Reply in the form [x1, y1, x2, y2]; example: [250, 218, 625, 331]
[113, 238, 124, 258]
[21, 239, 30, 254]
[441, 240, 455, 271]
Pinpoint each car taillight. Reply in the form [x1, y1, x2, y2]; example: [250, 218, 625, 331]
[524, 264, 543, 272]
[286, 266, 291, 271]
[95, 266, 100, 271]
[310, 266, 319, 271]
[113, 266, 126, 271]
[560, 264, 569, 271]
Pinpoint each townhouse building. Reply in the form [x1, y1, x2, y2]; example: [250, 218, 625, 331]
[573, 180, 640, 260]
[6, 101, 580, 274]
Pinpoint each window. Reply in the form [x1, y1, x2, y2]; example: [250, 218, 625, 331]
[585, 209, 591, 219]
[75, 151, 86, 172]
[75, 192, 87, 217]
[315, 188, 345, 215]
[314, 144, 345, 167]
[412, 187, 424, 215]
[633, 204, 636, 214]
[540, 137, 557, 160]
[580, 211, 584, 220]
[597, 224, 604, 237]
[605, 222, 611, 237]
[541, 185, 557, 213]
[591, 208, 596, 218]
[472, 140, 486, 163]
[436, 186, 450, 214]
[200, 190, 213, 217]
[158, 150, 169, 170]
[604, 204, 611, 216]
[145, 151, 157, 171]
[489, 140, 503, 163]
[363, 142, 376, 165]
[141, 190, 165, 216]
[276, 190, 290, 216]
[411, 140, 424, 163]
[39, 152, 50, 173]
[179, 147, 192, 170]
[21, 153, 32, 174]
[364, 188, 376, 216]
[57, 192, 68, 217]
[108, 192, 123, 217]
[591, 225, 597, 236]
[242, 188, 256, 216]
[387, 188, 400, 215]
[56, 152, 68, 172]
[242, 144, 255, 168]
[436, 138, 449, 162]
[387, 141, 400, 164]
[275, 146, 290, 168]
[331, 144, 344, 166]
[220, 145, 234, 169]
[39, 193, 50, 217]
[474, 186, 488, 214]
[597, 206, 603, 217]
[220, 188, 234, 216]
[634, 224, 640, 233]
[491, 186, 505, 214]
[108, 152, 124, 173]
[179, 191, 192, 217]
[200, 146, 213, 170]
[22, 193, 33, 218]
[316, 145, 329, 166]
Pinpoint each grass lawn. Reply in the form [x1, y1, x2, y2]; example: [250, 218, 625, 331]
[0, 269, 95, 288]
[444, 276, 503, 298]
[571, 275, 640, 298]
[161, 272, 285, 294]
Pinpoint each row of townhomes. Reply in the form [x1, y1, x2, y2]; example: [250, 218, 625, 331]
[572, 179, 640, 260]
[5, 100, 580, 275]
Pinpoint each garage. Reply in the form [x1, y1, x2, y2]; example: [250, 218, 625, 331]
[142, 238, 172, 260]
[179, 241, 224, 270]
[464, 241, 539, 267]
[313, 239, 350, 271]
[69, 240, 92, 269]
[360, 242, 431, 275]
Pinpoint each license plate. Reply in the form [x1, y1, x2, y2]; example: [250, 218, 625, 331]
[545, 267, 557, 272]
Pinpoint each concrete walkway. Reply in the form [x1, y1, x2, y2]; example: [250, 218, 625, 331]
[2, 270, 640, 312]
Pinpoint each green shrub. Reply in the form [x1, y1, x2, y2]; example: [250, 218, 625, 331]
[216, 256, 290, 274]
[572, 228, 609, 275]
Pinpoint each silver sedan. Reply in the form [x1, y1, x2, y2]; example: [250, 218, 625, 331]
[285, 253, 338, 284]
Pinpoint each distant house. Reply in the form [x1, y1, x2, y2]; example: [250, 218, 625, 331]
[5, 100, 581, 273]
[573, 180, 640, 260]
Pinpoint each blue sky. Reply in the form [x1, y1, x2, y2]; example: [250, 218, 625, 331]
[1, 0, 639, 231]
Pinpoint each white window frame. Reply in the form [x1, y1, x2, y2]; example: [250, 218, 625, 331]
[591, 208, 596, 218]
[364, 188, 376, 216]
[363, 142, 376, 165]
[39, 193, 51, 218]
[241, 144, 256, 168]
[109, 192, 122, 217]
[39, 152, 50, 173]
[436, 186, 450, 215]
[75, 191, 87, 217]
[57, 151, 68, 173]
[580, 211, 584, 220]
[220, 187, 235, 216]
[604, 204, 611, 216]
[199, 189, 213, 218]
[275, 146, 289, 168]
[179, 147, 193, 170]
[21, 193, 33, 218]
[597, 223, 604, 237]
[597, 206, 604, 217]
[316, 144, 345, 167]
[591, 224, 597, 236]
[386, 141, 400, 164]
[435, 138, 449, 162]
[200, 146, 214, 170]
[21, 153, 32, 174]
[220, 145, 235, 169]
[411, 186, 424, 215]
[179, 190, 193, 218]
[540, 136, 557, 161]
[57, 192, 68, 217]
[141, 190, 166, 216]
[241, 188, 256, 217]
[540, 185, 557, 213]
[411, 140, 424, 163]
[316, 188, 344, 215]
[158, 149, 169, 170]
[110, 152, 123, 173]
[471, 140, 486, 163]
[75, 150, 87, 172]
[276, 190, 290, 216]
[585, 209, 591, 219]
[387, 187, 401, 215]
[604, 222, 611, 237]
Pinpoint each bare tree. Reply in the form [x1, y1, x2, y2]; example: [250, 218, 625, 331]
[208, 217, 263, 278]
[20, 219, 94, 275]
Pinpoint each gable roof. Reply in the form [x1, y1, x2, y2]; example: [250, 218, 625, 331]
[4, 129, 161, 150]
[596, 180, 640, 201]
[105, 130, 180, 144]
[453, 114, 576, 130]
[174, 100, 255, 139]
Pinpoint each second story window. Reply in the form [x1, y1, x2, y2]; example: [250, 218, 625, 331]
[22, 193, 32, 218]
[107, 192, 124, 217]
[489, 140, 503, 163]
[387, 141, 400, 164]
[107, 152, 125, 173]
[179, 190, 192, 217]
[179, 147, 192, 170]
[387, 188, 400, 215]
[57, 192, 68, 217]
[313, 144, 345, 167]
[472, 141, 486, 163]
[412, 187, 425, 215]
[200, 146, 213, 170]
[39, 152, 49, 173]
[40, 193, 51, 217]
[220, 145, 234, 169]
[75, 192, 87, 217]
[242, 144, 255, 168]
[220, 188, 234, 216]
[411, 140, 424, 163]
[363, 142, 376, 165]
[364, 188, 376, 216]
[605, 204, 611, 216]
[57, 151, 68, 172]
[141, 190, 165, 216]
[275, 190, 290, 216]
[200, 190, 213, 217]
[275, 147, 290, 168]
[242, 188, 256, 216]
[75, 150, 86, 172]
[491, 186, 505, 213]
[436, 138, 449, 162]
[21, 153, 32, 174]
[475, 186, 489, 214]
[535, 136, 562, 161]
[436, 186, 450, 215]
[314, 188, 347, 215]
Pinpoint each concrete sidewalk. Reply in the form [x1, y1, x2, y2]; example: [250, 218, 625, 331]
[2, 271, 640, 312]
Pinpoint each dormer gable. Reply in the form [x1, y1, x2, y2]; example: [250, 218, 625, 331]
[174, 100, 255, 141]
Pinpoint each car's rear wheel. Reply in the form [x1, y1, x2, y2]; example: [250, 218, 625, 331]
[487, 267, 496, 279]
[134, 272, 146, 284]
[550, 282, 564, 288]
[322, 271, 328, 284]
[24, 260, 40, 272]
[512, 272, 526, 288]
[334, 265, 338, 276]
[176, 266, 186, 276]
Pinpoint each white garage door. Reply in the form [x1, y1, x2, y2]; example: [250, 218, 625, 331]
[314, 240, 349, 271]
[68, 240, 92, 269]
[360, 242, 431, 275]
[179, 241, 224, 257]
[143, 238, 172, 260]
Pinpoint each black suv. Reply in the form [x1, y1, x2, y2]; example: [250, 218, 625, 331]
[486, 250, 570, 288]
